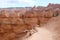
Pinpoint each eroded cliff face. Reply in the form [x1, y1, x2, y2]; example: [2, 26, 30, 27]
[0, 3, 60, 40]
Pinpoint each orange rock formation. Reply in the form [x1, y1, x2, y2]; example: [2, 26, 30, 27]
[0, 3, 60, 40]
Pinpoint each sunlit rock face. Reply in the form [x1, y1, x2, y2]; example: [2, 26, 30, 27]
[0, 3, 60, 40]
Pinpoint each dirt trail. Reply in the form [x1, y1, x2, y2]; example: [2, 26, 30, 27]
[25, 27, 54, 40]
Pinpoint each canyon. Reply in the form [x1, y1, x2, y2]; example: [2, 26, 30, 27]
[0, 3, 60, 40]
